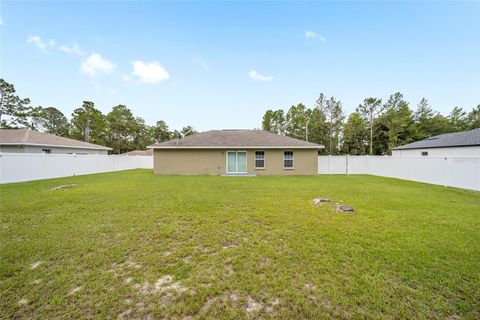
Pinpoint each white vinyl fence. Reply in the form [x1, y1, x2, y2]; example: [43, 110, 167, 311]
[318, 155, 480, 191]
[0, 153, 153, 184]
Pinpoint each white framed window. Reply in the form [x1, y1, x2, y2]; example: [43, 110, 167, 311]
[255, 151, 265, 169]
[283, 151, 294, 169]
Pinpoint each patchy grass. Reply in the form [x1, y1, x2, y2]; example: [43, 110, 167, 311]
[1, 170, 479, 319]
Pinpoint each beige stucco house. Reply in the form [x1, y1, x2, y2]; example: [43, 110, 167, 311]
[0, 129, 111, 154]
[148, 130, 323, 175]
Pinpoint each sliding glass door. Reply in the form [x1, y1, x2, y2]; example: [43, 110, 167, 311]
[226, 151, 247, 174]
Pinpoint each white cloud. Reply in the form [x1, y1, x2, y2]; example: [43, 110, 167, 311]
[59, 44, 86, 56]
[80, 53, 116, 76]
[130, 60, 170, 84]
[194, 57, 210, 70]
[26, 36, 56, 52]
[249, 70, 273, 82]
[304, 30, 327, 43]
[305, 30, 317, 40]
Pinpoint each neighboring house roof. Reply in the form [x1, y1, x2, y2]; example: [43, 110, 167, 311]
[148, 129, 324, 149]
[0, 129, 112, 150]
[121, 149, 153, 156]
[393, 128, 480, 150]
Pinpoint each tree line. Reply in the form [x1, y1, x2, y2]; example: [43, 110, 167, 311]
[0, 79, 196, 154]
[262, 92, 479, 155]
[2, 78, 479, 156]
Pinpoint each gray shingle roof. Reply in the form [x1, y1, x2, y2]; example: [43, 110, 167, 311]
[393, 128, 480, 150]
[121, 149, 153, 156]
[148, 130, 323, 149]
[0, 129, 112, 150]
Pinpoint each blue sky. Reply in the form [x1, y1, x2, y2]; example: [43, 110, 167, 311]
[1, 1, 479, 131]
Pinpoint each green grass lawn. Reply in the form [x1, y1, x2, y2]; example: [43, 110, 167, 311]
[1, 170, 479, 319]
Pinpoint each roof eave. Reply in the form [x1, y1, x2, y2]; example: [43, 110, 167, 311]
[393, 144, 480, 151]
[0, 142, 112, 151]
[147, 145, 324, 149]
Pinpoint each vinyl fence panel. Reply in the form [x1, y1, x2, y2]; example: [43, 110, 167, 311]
[0, 153, 154, 184]
[318, 155, 480, 191]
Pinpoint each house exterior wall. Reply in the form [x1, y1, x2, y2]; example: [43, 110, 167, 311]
[392, 146, 480, 157]
[0, 145, 108, 155]
[153, 148, 318, 175]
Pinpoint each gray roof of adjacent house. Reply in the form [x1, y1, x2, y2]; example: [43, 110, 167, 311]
[393, 128, 480, 150]
[0, 129, 112, 150]
[148, 129, 324, 149]
[121, 149, 153, 156]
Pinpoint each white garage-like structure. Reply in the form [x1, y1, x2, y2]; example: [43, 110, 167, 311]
[392, 128, 480, 157]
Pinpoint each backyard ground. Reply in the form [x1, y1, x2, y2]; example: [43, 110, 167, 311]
[1, 170, 479, 319]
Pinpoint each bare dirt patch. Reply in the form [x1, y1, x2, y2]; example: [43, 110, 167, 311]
[259, 257, 270, 268]
[222, 241, 239, 250]
[18, 299, 28, 306]
[246, 296, 263, 317]
[304, 283, 316, 291]
[68, 286, 83, 296]
[117, 308, 132, 320]
[134, 275, 189, 296]
[225, 264, 234, 276]
[108, 260, 142, 278]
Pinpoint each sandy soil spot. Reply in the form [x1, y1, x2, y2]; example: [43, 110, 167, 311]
[225, 264, 234, 276]
[200, 297, 219, 313]
[260, 257, 270, 268]
[304, 283, 316, 291]
[222, 241, 239, 249]
[136, 275, 189, 296]
[18, 299, 28, 306]
[246, 296, 263, 317]
[117, 308, 132, 320]
[68, 286, 83, 295]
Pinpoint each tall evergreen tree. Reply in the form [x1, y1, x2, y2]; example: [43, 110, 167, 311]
[131, 117, 154, 150]
[285, 103, 309, 140]
[106, 105, 136, 154]
[357, 97, 384, 155]
[262, 109, 286, 134]
[342, 112, 368, 155]
[306, 107, 328, 147]
[322, 97, 344, 154]
[466, 105, 480, 129]
[181, 125, 197, 137]
[382, 92, 415, 152]
[70, 101, 106, 144]
[152, 120, 172, 142]
[414, 98, 435, 139]
[448, 106, 468, 131]
[0, 79, 32, 128]
[33, 107, 70, 136]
